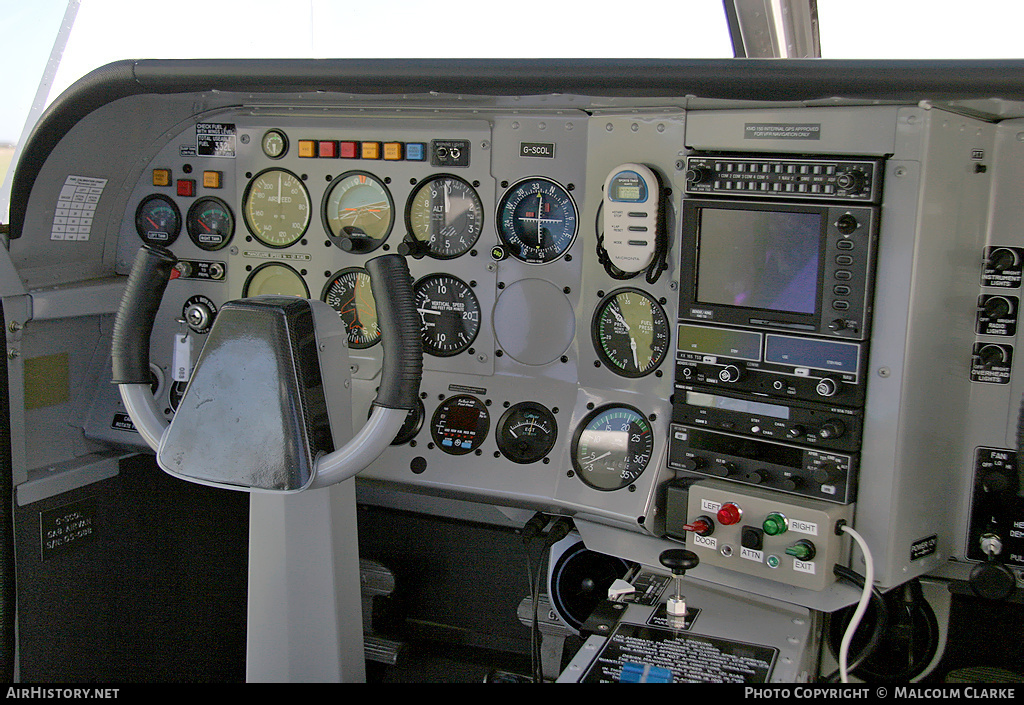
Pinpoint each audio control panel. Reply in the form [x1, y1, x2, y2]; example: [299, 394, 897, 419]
[684, 156, 882, 202]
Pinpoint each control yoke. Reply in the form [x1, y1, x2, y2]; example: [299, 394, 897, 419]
[111, 244, 423, 492]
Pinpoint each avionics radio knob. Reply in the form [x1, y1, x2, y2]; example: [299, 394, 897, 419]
[719, 365, 742, 383]
[835, 170, 865, 194]
[686, 165, 713, 185]
[835, 213, 860, 234]
[816, 377, 840, 397]
[818, 419, 846, 440]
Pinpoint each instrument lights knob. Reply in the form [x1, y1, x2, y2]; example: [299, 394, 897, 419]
[716, 502, 742, 526]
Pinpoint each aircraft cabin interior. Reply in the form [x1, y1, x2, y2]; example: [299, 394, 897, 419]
[2, 0, 1024, 686]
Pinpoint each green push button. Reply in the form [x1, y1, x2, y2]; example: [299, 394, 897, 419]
[763, 512, 788, 536]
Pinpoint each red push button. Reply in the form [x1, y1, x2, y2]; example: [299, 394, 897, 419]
[716, 502, 742, 526]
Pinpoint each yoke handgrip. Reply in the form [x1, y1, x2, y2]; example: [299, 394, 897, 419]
[365, 254, 422, 411]
[111, 244, 178, 384]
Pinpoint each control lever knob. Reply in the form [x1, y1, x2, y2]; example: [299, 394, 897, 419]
[659, 548, 700, 576]
[660, 548, 699, 618]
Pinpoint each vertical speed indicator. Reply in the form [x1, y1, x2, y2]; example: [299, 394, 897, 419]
[496, 177, 578, 264]
[413, 273, 481, 357]
[571, 405, 654, 491]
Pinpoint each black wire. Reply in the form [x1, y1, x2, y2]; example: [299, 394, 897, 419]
[820, 564, 890, 682]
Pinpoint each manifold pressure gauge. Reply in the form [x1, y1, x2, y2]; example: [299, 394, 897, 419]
[592, 288, 670, 377]
[571, 405, 654, 491]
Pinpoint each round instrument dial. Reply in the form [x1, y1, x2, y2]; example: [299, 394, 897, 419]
[322, 268, 380, 349]
[242, 263, 309, 298]
[135, 194, 181, 246]
[592, 288, 671, 378]
[413, 273, 481, 357]
[323, 171, 394, 253]
[571, 405, 654, 491]
[261, 129, 288, 159]
[496, 177, 578, 264]
[431, 395, 490, 455]
[406, 174, 484, 259]
[242, 168, 311, 248]
[496, 401, 558, 464]
[186, 197, 234, 251]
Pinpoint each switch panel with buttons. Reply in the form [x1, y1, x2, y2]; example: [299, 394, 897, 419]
[684, 479, 854, 591]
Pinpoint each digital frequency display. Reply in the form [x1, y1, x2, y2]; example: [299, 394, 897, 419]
[696, 208, 822, 315]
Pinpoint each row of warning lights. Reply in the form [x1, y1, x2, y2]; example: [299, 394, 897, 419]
[297, 140, 428, 161]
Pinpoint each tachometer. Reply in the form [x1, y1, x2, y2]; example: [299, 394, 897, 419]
[592, 288, 670, 377]
[321, 268, 380, 349]
[413, 273, 481, 357]
[242, 168, 311, 248]
[496, 177, 578, 264]
[242, 263, 309, 298]
[323, 171, 394, 253]
[496, 401, 557, 464]
[405, 174, 483, 259]
[571, 405, 654, 491]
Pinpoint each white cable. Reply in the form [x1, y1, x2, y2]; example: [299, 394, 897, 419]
[838, 523, 874, 684]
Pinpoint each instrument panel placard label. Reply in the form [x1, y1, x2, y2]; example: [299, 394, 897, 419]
[744, 123, 822, 140]
[196, 123, 237, 158]
[40, 497, 97, 561]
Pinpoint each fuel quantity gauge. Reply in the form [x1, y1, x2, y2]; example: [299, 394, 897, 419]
[187, 197, 234, 251]
[496, 402, 557, 464]
[135, 194, 181, 246]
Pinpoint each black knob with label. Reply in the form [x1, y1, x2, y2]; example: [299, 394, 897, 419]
[835, 213, 859, 234]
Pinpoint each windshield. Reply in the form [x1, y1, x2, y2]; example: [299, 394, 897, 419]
[2, 0, 1024, 221]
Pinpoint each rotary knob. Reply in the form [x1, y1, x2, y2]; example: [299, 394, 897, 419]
[719, 365, 742, 383]
[816, 377, 840, 397]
